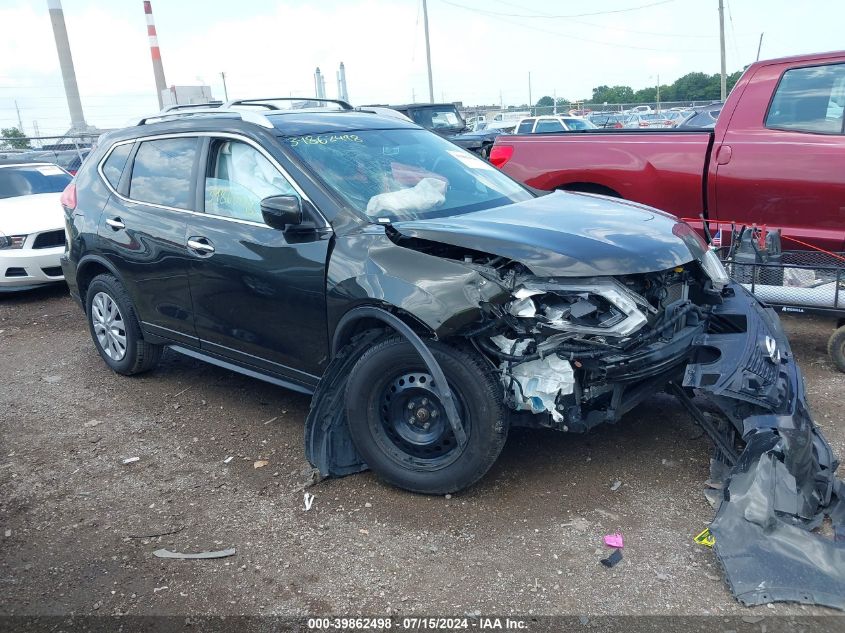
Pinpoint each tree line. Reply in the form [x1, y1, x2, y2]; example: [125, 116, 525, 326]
[535, 70, 744, 107]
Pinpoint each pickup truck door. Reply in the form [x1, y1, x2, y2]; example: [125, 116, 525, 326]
[711, 61, 845, 251]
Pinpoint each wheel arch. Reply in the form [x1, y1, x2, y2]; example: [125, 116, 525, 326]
[331, 303, 436, 357]
[558, 182, 622, 198]
[76, 255, 125, 304]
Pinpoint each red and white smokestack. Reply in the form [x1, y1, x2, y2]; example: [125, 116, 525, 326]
[143, 1, 167, 109]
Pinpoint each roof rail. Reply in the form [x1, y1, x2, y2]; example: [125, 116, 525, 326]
[160, 101, 223, 112]
[223, 97, 353, 111]
[135, 107, 275, 129]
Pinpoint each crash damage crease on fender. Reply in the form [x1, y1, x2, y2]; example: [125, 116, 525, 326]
[304, 193, 845, 610]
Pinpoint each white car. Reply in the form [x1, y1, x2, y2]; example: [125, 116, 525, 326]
[515, 115, 598, 134]
[0, 163, 72, 291]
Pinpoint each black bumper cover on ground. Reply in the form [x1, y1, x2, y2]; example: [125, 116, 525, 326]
[684, 285, 845, 610]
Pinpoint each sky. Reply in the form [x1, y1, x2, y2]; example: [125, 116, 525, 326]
[1, 0, 844, 136]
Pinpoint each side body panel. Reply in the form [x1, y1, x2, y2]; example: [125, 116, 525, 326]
[496, 130, 712, 218]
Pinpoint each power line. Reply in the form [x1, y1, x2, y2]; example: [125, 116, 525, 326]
[441, 0, 676, 19]
[438, 0, 715, 52]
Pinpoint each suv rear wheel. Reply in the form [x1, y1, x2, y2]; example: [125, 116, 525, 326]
[85, 273, 162, 375]
[344, 337, 508, 494]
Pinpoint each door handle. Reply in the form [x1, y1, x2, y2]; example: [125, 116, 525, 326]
[105, 217, 125, 230]
[187, 237, 215, 255]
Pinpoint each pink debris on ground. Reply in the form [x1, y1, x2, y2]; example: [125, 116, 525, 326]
[604, 533, 624, 548]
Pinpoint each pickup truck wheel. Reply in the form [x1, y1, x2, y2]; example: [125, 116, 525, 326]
[85, 274, 162, 376]
[828, 325, 845, 373]
[344, 336, 508, 494]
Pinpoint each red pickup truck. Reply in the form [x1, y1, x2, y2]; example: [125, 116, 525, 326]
[490, 50, 845, 251]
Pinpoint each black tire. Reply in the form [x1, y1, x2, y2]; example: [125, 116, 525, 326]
[85, 273, 162, 375]
[828, 325, 845, 373]
[345, 336, 508, 494]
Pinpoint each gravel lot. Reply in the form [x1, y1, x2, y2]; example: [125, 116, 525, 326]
[1, 284, 844, 619]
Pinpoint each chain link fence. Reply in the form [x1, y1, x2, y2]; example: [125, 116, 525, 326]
[1, 133, 102, 174]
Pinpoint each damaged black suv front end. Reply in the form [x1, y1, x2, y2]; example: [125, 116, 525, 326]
[288, 124, 843, 610]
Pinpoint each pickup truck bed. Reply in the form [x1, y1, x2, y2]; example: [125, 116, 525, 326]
[501, 129, 713, 217]
[491, 50, 845, 251]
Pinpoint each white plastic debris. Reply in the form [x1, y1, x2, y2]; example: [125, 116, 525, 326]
[223, 456, 233, 464]
[490, 335, 530, 357]
[610, 480, 622, 491]
[508, 355, 575, 422]
[303, 492, 315, 511]
[366, 177, 447, 216]
[122, 457, 140, 465]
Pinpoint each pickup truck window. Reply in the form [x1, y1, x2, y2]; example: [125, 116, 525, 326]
[765, 63, 845, 135]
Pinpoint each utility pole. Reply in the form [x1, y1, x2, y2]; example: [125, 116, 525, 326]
[656, 74, 660, 112]
[528, 72, 532, 115]
[718, 0, 727, 101]
[422, 0, 434, 103]
[756, 32, 764, 61]
[14, 100, 24, 133]
[220, 72, 228, 101]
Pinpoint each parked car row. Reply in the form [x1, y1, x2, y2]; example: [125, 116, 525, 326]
[0, 147, 91, 175]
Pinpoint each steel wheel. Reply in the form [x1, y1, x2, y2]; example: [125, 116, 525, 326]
[372, 371, 469, 470]
[91, 291, 127, 361]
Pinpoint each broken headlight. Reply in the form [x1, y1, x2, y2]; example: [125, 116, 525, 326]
[507, 278, 648, 338]
[700, 249, 730, 291]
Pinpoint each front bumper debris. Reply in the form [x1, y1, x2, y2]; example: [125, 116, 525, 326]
[684, 285, 845, 610]
[307, 283, 845, 609]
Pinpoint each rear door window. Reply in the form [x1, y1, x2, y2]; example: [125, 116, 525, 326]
[129, 137, 198, 209]
[516, 119, 535, 134]
[102, 143, 132, 189]
[535, 119, 565, 133]
[765, 63, 845, 134]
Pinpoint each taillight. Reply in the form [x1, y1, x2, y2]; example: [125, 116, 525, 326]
[60, 182, 77, 210]
[489, 145, 514, 168]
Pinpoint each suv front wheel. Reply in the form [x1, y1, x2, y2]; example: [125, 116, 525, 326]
[345, 337, 509, 494]
[85, 273, 162, 375]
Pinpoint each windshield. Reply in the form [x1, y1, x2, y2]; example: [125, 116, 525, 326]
[407, 106, 465, 131]
[286, 128, 533, 222]
[0, 165, 71, 200]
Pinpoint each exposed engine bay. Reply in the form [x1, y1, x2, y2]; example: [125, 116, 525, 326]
[469, 263, 714, 432]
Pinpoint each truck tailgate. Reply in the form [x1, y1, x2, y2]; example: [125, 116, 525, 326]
[496, 131, 714, 219]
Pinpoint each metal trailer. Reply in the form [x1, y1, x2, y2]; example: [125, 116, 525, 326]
[717, 243, 845, 372]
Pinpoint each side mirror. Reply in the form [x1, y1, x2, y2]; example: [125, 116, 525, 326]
[260, 195, 302, 230]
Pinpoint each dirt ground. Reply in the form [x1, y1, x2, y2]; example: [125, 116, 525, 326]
[1, 284, 844, 619]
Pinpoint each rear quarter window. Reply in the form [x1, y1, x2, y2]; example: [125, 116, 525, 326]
[765, 63, 845, 134]
[101, 143, 132, 188]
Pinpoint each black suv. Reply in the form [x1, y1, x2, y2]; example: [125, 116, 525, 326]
[59, 98, 833, 505]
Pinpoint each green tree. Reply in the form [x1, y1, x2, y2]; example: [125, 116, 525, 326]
[535, 95, 554, 107]
[1, 127, 30, 150]
[591, 85, 635, 104]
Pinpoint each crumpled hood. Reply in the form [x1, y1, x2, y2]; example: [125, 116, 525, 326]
[392, 190, 705, 277]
